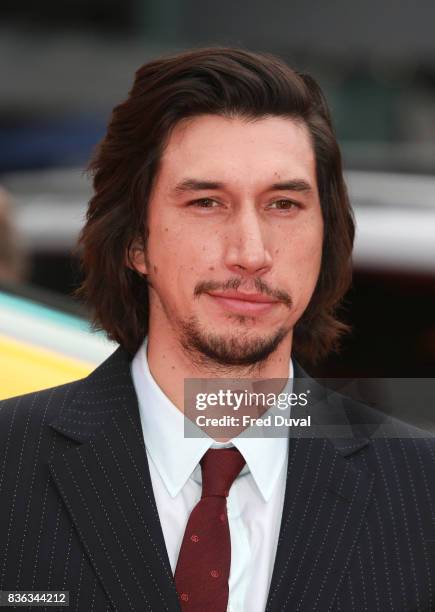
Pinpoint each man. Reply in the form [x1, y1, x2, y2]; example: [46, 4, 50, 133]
[1, 48, 434, 612]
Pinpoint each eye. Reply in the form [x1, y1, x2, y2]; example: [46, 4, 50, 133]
[189, 198, 220, 208]
[267, 199, 300, 211]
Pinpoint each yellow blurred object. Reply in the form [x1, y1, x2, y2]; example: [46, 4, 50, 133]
[0, 333, 93, 399]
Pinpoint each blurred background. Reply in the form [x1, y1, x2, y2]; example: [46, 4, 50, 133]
[1, 0, 435, 396]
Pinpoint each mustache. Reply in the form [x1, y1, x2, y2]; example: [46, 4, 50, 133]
[194, 277, 293, 307]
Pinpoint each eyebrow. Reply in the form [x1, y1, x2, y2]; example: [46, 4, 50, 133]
[174, 179, 225, 193]
[269, 179, 313, 193]
[174, 178, 314, 194]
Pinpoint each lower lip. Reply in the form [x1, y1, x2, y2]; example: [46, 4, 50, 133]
[207, 294, 279, 315]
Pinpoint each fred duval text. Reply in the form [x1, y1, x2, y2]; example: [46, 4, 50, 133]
[195, 415, 311, 427]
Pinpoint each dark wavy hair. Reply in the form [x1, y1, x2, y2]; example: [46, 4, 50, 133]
[77, 47, 354, 364]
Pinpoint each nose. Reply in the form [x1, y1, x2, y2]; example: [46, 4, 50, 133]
[224, 206, 272, 275]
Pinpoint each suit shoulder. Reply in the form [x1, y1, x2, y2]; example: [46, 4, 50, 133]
[335, 392, 435, 471]
[0, 379, 83, 429]
[341, 392, 435, 438]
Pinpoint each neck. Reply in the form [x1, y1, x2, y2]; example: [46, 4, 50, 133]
[146, 327, 293, 413]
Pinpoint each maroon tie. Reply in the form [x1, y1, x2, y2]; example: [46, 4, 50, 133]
[174, 448, 246, 611]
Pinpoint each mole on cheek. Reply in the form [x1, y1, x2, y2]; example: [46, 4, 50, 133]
[209, 266, 215, 271]
[164, 227, 169, 232]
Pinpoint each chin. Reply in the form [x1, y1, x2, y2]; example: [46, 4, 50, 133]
[180, 316, 290, 367]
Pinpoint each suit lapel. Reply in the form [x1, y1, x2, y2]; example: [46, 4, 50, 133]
[48, 347, 180, 612]
[266, 365, 375, 612]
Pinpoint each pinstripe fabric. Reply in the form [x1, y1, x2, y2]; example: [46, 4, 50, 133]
[1, 346, 435, 611]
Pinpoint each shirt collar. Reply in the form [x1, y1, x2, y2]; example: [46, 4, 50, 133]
[131, 338, 291, 502]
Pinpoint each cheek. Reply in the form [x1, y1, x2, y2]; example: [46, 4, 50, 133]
[302, 235, 323, 273]
[283, 224, 323, 298]
[147, 221, 220, 290]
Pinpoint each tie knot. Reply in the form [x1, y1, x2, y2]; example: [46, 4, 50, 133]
[200, 448, 246, 498]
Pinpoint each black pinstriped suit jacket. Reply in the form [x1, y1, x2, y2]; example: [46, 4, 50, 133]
[1, 346, 435, 611]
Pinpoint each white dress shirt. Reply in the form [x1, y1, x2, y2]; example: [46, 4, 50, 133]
[131, 339, 292, 612]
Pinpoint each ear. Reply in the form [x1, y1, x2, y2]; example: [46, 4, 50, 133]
[126, 239, 148, 275]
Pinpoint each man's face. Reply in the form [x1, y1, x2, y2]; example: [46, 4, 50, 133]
[132, 114, 323, 366]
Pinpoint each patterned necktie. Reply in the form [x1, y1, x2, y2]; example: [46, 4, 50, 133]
[174, 448, 246, 611]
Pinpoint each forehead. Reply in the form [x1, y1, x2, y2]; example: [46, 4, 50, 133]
[158, 114, 317, 186]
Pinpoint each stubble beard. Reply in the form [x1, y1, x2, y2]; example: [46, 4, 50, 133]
[179, 314, 291, 374]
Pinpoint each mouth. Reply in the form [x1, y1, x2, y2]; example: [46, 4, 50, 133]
[206, 290, 280, 315]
